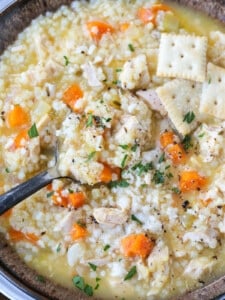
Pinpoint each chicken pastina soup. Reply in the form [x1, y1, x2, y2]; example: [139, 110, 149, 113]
[1, 0, 225, 299]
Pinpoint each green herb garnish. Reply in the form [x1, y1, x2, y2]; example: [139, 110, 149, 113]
[84, 285, 93, 296]
[119, 144, 129, 150]
[63, 55, 69, 66]
[88, 263, 97, 271]
[94, 283, 100, 290]
[86, 151, 96, 162]
[131, 143, 138, 152]
[36, 275, 46, 283]
[182, 134, 193, 151]
[104, 244, 110, 251]
[121, 154, 128, 168]
[131, 214, 143, 225]
[28, 123, 39, 138]
[124, 266, 137, 281]
[86, 114, 93, 127]
[116, 68, 122, 72]
[158, 153, 165, 163]
[56, 243, 61, 253]
[128, 43, 135, 52]
[109, 180, 129, 188]
[131, 162, 153, 176]
[46, 191, 54, 198]
[198, 132, 205, 138]
[5, 167, 10, 173]
[152, 170, 165, 184]
[73, 276, 85, 290]
[183, 111, 195, 124]
[171, 187, 180, 194]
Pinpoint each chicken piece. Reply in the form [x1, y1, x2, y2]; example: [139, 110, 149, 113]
[136, 89, 167, 116]
[119, 54, 150, 90]
[82, 62, 104, 88]
[67, 242, 85, 267]
[93, 207, 128, 225]
[183, 229, 218, 249]
[184, 257, 215, 279]
[54, 211, 75, 234]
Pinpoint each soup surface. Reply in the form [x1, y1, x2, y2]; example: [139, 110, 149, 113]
[1, 1, 225, 299]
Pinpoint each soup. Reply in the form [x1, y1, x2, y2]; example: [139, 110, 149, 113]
[1, 0, 225, 299]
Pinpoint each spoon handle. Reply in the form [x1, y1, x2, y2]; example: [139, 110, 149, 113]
[0, 169, 56, 215]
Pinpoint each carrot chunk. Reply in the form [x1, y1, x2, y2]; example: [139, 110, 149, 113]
[14, 129, 29, 148]
[70, 223, 88, 241]
[100, 163, 121, 183]
[8, 228, 39, 244]
[121, 233, 154, 259]
[2, 208, 12, 218]
[137, 4, 171, 25]
[179, 171, 207, 193]
[7, 105, 29, 128]
[120, 22, 130, 32]
[62, 84, 83, 112]
[68, 192, 86, 208]
[160, 131, 175, 149]
[87, 21, 114, 41]
[166, 143, 187, 165]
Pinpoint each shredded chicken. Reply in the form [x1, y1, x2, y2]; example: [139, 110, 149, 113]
[93, 207, 128, 225]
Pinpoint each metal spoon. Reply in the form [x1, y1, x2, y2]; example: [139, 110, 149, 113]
[0, 146, 78, 215]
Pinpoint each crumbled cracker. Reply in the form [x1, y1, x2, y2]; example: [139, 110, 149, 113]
[200, 63, 225, 119]
[157, 33, 207, 82]
[156, 79, 202, 135]
[208, 31, 225, 68]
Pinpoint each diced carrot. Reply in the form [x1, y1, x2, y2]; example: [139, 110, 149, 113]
[87, 21, 114, 41]
[8, 228, 39, 244]
[70, 223, 88, 241]
[137, 4, 171, 25]
[62, 84, 83, 113]
[121, 233, 154, 259]
[47, 183, 52, 191]
[52, 189, 68, 207]
[166, 143, 187, 165]
[100, 163, 121, 183]
[120, 22, 130, 32]
[160, 131, 175, 149]
[179, 171, 207, 193]
[7, 105, 30, 128]
[68, 192, 86, 208]
[14, 129, 29, 148]
[2, 208, 12, 218]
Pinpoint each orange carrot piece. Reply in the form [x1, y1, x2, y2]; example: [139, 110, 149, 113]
[100, 163, 121, 183]
[121, 233, 154, 259]
[2, 208, 12, 218]
[200, 198, 212, 207]
[14, 129, 29, 148]
[8, 228, 39, 244]
[166, 143, 187, 165]
[120, 22, 130, 32]
[68, 192, 86, 208]
[179, 171, 207, 193]
[160, 131, 175, 149]
[62, 84, 83, 112]
[70, 223, 88, 241]
[7, 105, 29, 128]
[137, 4, 171, 25]
[87, 21, 114, 41]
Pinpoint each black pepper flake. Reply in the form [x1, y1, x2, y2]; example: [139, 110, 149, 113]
[72, 159, 75, 163]
[217, 205, 222, 209]
[182, 200, 190, 209]
[212, 255, 218, 260]
[198, 280, 205, 285]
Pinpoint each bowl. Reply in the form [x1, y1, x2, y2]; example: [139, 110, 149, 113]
[1, 1, 225, 299]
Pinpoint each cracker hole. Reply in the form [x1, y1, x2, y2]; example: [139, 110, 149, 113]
[191, 44, 196, 48]
[180, 54, 184, 58]
[214, 101, 218, 105]
[187, 99, 190, 103]
[168, 64, 172, 68]
[188, 65, 193, 70]
[171, 42, 175, 47]
[172, 94, 176, 99]
[218, 77, 222, 83]
[191, 84, 195, 89]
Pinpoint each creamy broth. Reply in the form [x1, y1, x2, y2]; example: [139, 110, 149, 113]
[1, 1, 225, 299]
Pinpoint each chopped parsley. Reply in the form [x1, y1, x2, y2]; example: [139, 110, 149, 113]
[112, 80, 121, 85]
[183, 111, 195, 124]
[152, 170, 165, 184]
[119, 144, 129, 150]
[128, 43, 135, 52]
[46, 191, 54, 198]
[124, 266, 137, 281]
[109, 180, 129, 188]
[116, 68, 122, 72]
[56, 243, 61, 253]
[86, 151, 96, 162]
[121, 154, 128, 168]
[94, 283, 100, 290]
[208, 77, 211, 84]
[5, 167, 10, 173]
[171, 187, 180, 194]
[198, 132, 205, 138]
[131, 143, 138, 152]
[182, 134, 193, 151]
[68, 188, 74, 193]
[158, 153, 165, 163]
[63, 55, 69, 66]
[28, 123, 39, 138]
[166, 172, 173, 179]
[131, 214, 143, 225]
[88, 263, 97, 271]
[72, 276, 93, 296]
[86, 114, 93, 127]
[104, 244, 110, 251]
[36, 275, 46, 283]
[131, 161, 153, 176]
